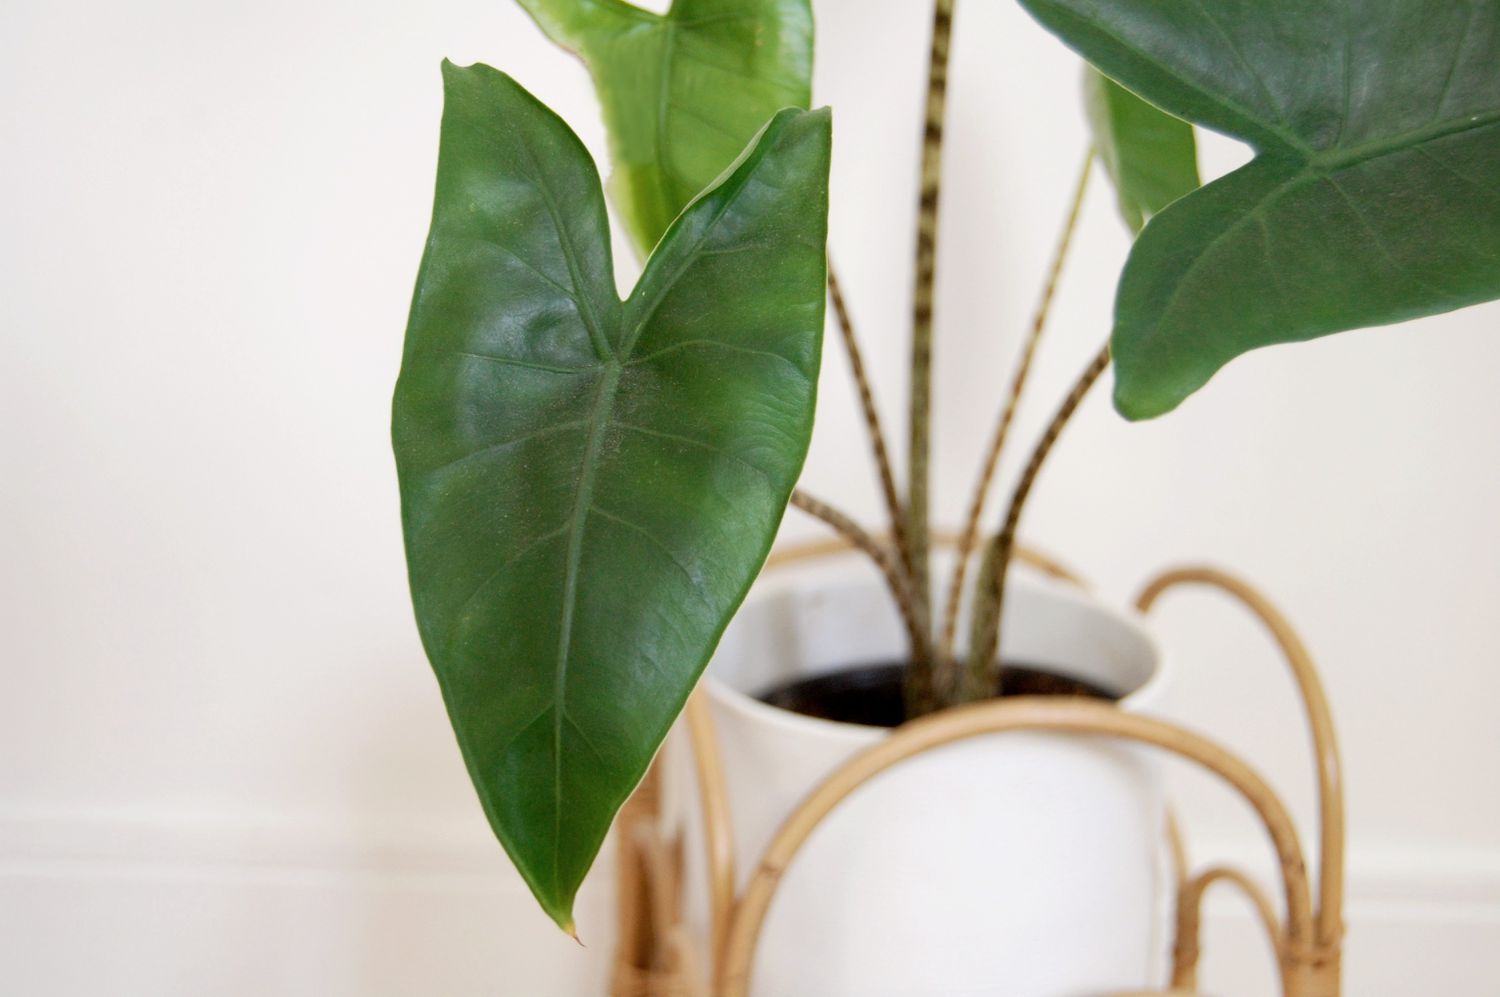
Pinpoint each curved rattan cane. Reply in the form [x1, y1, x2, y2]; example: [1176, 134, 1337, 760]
[611, 545, 1345, 997]
[713, 699, 1317, 997]
[684, 691, 736, 973]
[1135, 567, 1345, 993]
[683, 538, 1085, 969]
[1171, 865, 1282, 992]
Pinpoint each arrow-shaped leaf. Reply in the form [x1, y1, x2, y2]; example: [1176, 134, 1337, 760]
[1083, 67, 1199, 233]
[393, 62, 830, 929]
[1021, 0, 1500, 419]
[516, 0, 814, 253]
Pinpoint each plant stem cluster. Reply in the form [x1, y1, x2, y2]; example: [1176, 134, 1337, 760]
[788, 0, 1107, 717]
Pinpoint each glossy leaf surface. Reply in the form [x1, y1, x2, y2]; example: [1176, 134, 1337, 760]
[1022, 0, 1500, 419]
[1083, 67, 1199, 233]
[393, 62, 830, 929]
[516, 0, 813, 252]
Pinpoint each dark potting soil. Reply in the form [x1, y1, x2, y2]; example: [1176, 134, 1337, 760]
[757, 661, 1117, 728]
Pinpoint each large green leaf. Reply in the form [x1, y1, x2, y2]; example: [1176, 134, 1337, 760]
[393, 62, 830, 929]
[1020, 0, 1500, 419]
[516, 0, 814, 253]
[1083, 67, 1199, 233]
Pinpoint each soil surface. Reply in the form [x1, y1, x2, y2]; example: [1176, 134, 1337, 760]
[758, 661, 1116, 728]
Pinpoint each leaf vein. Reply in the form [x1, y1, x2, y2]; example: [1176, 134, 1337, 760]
[627, 337, 802, 374]
[563, 713, 610, 769]
[454, 351, 595, 375]
[615, 420, 778, 484]
[425, 419, 590, 477]
[589, 502, 716, 610]
[671, 47, 805, 95]
[1413, 145, 1500, 206]
[623, 168, 767, 350]
[480, 235, 589, 303]
[1254, 214, 1292, 321]
[1323, 175, 1451, 298]
[1145, 169, 1309, 345]
[665, 97, 753, 143]
[515, 140, 616, 361]
[488, 702, 555, 771]
[440, 525, 571, 658]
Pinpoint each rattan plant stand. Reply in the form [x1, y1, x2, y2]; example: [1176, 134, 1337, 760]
[610, 542, 1345, 997]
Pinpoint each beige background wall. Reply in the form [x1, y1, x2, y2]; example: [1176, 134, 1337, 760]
[3, 0, 1497, 993]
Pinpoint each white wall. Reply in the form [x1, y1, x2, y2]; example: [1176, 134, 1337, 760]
[2, 0, 1497, 994]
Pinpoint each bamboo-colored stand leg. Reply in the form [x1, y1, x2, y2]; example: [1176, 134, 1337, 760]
[610, 767, 705, 997]
[611, 547, 1345, 997]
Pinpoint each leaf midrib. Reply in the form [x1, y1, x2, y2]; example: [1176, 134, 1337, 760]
[1313, 107, 1500, 172]
[536, 111, 785, 891]
[550, 359, 623, 893]
[1141, 105, 1500, 356]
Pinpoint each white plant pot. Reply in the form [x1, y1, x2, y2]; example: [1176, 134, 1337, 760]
[671, 553, 1169, 997]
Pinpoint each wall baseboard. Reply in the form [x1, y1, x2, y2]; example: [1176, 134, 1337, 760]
[1180, 838, 1500, 995]
[3, 814, 1496, 995]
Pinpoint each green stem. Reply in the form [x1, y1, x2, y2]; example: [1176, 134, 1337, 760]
[828, 263, 915, 590]
[905, 0, 958, 718]
[960, 345, 1110, 702]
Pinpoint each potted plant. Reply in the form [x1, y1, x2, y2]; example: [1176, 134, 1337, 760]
[392, 0, 1500, 992]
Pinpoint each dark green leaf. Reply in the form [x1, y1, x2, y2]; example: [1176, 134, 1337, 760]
[516, 0, 814, 253]
[1083, 67, 1199, 233]
[393, 62, 830, 929]
[1021, 0, 1500, 419]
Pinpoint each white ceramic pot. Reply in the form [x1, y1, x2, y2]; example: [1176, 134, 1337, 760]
[671, 553, 1169, 997]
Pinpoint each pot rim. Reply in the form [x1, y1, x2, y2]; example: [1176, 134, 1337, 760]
[703, 553, 1169, 748]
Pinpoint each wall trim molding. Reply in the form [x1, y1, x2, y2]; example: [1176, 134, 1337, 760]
[5, 811, 1499, 910]
[4, 812, 1497, 995]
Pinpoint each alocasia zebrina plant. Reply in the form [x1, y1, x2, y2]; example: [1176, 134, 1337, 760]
[395, 0, 1500, 933]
